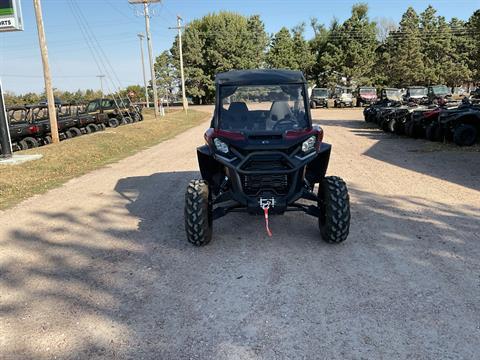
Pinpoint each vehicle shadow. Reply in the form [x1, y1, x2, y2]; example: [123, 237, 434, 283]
[1, 172, 479, 359]
[314, 118, 480, 192]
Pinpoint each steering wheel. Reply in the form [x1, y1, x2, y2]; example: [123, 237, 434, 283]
[273, 118, 296, 130]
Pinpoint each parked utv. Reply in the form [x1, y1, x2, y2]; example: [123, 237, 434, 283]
[7, 106, 42, 150]
[404, 86, 429, 104]
[309, 87, 330, 109]
[333, 86, 353, 108]
[85, 98, 143, 128]
[185, 69, 350, 246]
[356, 86, 377, 107]
[428, 85, 452, 104]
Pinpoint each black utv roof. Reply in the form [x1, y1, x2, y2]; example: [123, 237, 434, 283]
[215, 69, 306, 86]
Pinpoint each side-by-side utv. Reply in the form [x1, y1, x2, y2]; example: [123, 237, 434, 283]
[185, 69, 351, 246]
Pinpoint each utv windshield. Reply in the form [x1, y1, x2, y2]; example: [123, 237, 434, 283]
[409, 88, 427, 97]
[431, 85, 451, 96]
[86, 102, 99, 112]
[312, 88, 328, 97]
[384, 89, 402, 101]
[219, 84, 308, 132]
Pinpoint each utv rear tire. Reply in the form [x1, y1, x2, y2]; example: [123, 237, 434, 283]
[310, 101, 316, 109]
[70, 127, 82, 137]
[108, 118, 119, 128]
[133, 112, 143, 122]
[318, 176, 350, 243]
[453, 124, 477, 146]
[185, 180, 212, 246]
[19, 137, 39, 150]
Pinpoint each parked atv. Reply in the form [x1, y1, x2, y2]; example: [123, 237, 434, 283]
[437, 101, 480, 146]
[310, 87, 330, 109]
[356, 86, 377, 107]
[333, 86, 353, 108]
[363, 88, 403, 124]
[185, 69, 350, 246]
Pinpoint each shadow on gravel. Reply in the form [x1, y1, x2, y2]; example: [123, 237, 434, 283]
[1, 173, 479, 359]
[315, 118, 480, 192]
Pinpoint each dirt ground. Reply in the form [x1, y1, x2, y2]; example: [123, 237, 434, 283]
[0, 107, 479, 359]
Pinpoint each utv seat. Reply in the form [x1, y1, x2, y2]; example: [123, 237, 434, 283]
[267, 101, 293, 129]
[223, 102, 249, 130]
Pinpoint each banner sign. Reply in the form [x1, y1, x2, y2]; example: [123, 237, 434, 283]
[0, 0, 23, 32]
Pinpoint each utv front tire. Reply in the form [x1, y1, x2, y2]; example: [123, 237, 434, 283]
[318, 176, 350, 243]
[185, 180, 212, 246]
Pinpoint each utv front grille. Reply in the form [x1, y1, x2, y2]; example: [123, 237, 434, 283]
[242, 174, 288, 196]
[241, 154, 292, 172]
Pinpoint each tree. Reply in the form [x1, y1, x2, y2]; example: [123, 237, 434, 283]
[171, 12, 268, 104]
[154, 50, 178, 103]
[266, 27, 296, 69]
[388, 7, 424, 87]
[317, 3, 377, 87]
[467, 10, 480, 83]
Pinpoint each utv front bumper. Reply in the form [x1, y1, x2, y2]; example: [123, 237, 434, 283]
[197, 143, 331, 215]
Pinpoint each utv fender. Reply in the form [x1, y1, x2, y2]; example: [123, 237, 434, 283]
[197, 145, 224, 191]
[305, 143, 331, 184]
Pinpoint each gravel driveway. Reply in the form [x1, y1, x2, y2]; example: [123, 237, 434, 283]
[1, 108, 479, 359]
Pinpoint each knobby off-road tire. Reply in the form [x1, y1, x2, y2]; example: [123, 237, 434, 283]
[185, 180, 213, 246]
[108, 118, 119, 128]
[453, 124, 477, 146]
[19, 137, 39, 150]
[318, 176, 350, 243]
[70, 127, 82, 137]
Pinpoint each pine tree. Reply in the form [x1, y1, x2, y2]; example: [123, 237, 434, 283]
[389, 7, 424, 87]
[266, 27, 296, 69]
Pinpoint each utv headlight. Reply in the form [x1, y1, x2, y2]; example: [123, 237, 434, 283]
[302, 136, 316, 153]
[214, 138, 229, 154]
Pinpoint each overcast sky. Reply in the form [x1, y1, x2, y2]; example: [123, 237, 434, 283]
[0, 0, 478, 94]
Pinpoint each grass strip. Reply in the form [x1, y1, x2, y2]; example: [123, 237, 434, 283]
[0, 109, 208, 210]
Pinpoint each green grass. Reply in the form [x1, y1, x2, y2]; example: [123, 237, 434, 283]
[0, 109, 209, 210]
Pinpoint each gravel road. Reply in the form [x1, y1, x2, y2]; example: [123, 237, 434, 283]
[1, 108, 479, 359]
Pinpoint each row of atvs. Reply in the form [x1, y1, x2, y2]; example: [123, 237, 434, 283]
[363, 96, 480, 147]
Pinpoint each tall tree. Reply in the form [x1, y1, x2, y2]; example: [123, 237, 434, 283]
[171, 12, 268, 104]
[154, 50, 178, 102]
[317, 3, 377, 86]
[467, 10, 480, 83]
[388, 7, 424, 87]
[266, 27, 297, 69]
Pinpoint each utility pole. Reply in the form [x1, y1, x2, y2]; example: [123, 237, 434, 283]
[137, 33, 150, 108]
[96, 75, 105, 97]
[143, 1, 160, 117]
[33, 0, 59, 144]
[169, 16, 188, 112]
[176, 15, 188, 112]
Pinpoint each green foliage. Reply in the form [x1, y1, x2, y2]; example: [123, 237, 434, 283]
[154, 50, 178, 102]
[170, 12, 268, 104]
[315, 3, 377, 88]
[468, 10, 480, 82]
